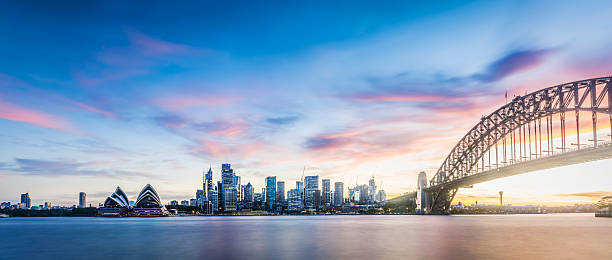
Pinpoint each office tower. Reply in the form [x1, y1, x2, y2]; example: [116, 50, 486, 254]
[266, 176, 277, 211]
[170, 200, 178, 206]
[217, 181, 223, 211]
[368, 177, 377, 203]
[296, 181, 304, 210]
[358, 184, 369, 203]
[181, 200, 189, 206]
[416, 171, 428, 213]
[288, 189, 302, 212]
[204, 167, 214, 199]
[210, 189, 218, 212]
[334, 182, 344, 206]
[322, 179, 331, 207]
[220, 163, 237, 212]
[190, 198, 197, 206]
[223, 187, 237, 212]
[79, 192, 86, 208]
[234, 175, 241, 201]
[313, 190, 321, 209]
[244, 182, 254, 203]
[20, 193, 31, 209]
[196, 189, 204, 207]
[276, 181, 285, 203]
[304, 176, 319, 210]
[376, 190, 386, 202]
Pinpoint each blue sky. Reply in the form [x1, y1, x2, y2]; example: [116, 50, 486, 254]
[1, 1, 612, 206]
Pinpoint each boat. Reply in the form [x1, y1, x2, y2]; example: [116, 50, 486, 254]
[0, 214, 9, 218]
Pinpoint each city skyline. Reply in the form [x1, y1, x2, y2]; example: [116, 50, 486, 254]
[2, 1, 612, 207]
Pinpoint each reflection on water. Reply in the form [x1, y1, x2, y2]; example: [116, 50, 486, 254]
[0, 214, 610, 259]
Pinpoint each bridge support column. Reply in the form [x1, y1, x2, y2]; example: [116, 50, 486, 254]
[426, 187, 457, 215]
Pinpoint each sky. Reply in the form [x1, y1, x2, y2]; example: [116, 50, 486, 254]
[1, 0, 612, 206]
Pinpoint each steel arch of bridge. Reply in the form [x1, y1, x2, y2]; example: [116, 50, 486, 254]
[427, 76, 612, 214]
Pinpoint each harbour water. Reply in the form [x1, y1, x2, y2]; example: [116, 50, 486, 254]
[0, 214, 610, 259]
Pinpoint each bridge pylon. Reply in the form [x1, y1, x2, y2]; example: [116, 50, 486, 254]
[426, 187, 457, 215]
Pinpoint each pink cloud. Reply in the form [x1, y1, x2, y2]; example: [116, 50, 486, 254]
[68, 100, 115, 118]
[0, 99, 77, 133]
[154, 95, 242, 110]
[208, 119, 249, 138]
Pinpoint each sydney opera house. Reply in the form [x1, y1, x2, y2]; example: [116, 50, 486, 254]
[98, 184, 169, 217]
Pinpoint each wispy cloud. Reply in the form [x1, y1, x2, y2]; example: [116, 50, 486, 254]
[125, 29, 202, 55]
[472, 48, 557, 83]
[75, 29, 210, 86]
[1, 158, 153, 178]
[341, 47, 556, 106]
[154, 94, 242, 110]
[266, 115, 300, 125]
[0, 99, 77, 133]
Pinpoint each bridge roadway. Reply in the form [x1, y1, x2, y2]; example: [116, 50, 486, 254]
[427, 142, 612, 191]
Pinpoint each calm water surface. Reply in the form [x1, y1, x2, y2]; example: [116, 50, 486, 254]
[0, 214, 610, 260]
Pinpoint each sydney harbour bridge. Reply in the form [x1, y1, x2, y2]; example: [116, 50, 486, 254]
[411, 76, 612, 214]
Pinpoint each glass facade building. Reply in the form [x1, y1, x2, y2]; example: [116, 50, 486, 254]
[265, 176, 276, 211]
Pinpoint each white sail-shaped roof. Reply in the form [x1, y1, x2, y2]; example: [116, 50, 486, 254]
[135, 184, 162, 208]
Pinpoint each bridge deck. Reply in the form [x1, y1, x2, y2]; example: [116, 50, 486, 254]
[428, 143, 612, 190]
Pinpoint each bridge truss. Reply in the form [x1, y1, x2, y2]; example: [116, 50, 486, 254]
[427, 76, 612, 214]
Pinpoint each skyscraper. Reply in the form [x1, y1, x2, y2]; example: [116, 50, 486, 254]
[417, 171, 428, 213]
[202, 167, 215, 213]
[221, 163, 237, 212]
[368, 177, 376, 203]
[244, 182, 254, 203]
[322, 179, 331, 208]
[79, 192, 86, 208]
[296, 181, 304, 211]
[304, 176, 319, 210]
[234, 175, 241, 201]
[20, 193, 31, 209]
[204, 167, 214, 198]
[288, 189, 302, 212]
[276, 181, 285, 203]
[265, 176, 276, 211]
[334, 182, 344, 206]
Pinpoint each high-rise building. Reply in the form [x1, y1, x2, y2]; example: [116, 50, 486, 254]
[244, 182, 254, 203]
[20, 193, 31, 209]
[376, 190, 386, 202]
[416, 171, 428, 213]
[368, 177, 376, 203]
[276, 181, 285, 203]
[359, 184, 369, 203]
[313, 190, 321, 209]
[288, 189, 302, 212]
[170, 200, 178, 206]
[334, 182, 344, 206]
[304, 176, 319, 210]
[190, 198, 198, 206]
[79, 192, 86, 208]
[322, 179, 331, 207]
[210, 189, 218, 212]
[265, 176, 276, 211]
[220, 163, 237, 212]
[217, 181, 223, 211]
[44, 202, 51, 209]
[234, 175, 241, 201]
[181, 200, 189, 206]
[223, 187, 237, 211]
[296, 181, 304, 210]
[204, 167, 214, 198]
